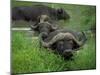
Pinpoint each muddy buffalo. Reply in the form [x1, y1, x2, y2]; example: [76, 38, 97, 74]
[12, 5, 70, 22]
[31, 14, 59, 39]
[40, 29, 87, 59]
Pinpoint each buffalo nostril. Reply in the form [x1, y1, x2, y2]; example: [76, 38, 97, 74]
[63, 49, 72, 53]
[41, 32, 48, 39]
[63, 49, 73, 58]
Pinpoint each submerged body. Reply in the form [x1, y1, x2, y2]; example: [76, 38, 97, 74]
[12, 5, 70, 22]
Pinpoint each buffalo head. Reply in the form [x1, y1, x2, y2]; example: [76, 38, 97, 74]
[31, 15, 58, 39]
[40, 29, 87, 59]
[57, 8, 70, 20]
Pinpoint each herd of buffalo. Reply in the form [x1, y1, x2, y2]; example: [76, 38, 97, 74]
[12, 5, 87, 59]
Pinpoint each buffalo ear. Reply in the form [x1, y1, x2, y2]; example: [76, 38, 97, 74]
[57, 8, 64, 14]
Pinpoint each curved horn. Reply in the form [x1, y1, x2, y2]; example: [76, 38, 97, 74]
[30, 24, 38, 30]
[41, 33, 71, 47]
[41, 32, 87, 47]
[72, 31, 87, 47]
[51, 24, 58, 30]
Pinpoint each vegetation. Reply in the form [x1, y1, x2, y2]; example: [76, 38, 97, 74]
[11, 1, 96, 74]
[12, 31, 96, 74]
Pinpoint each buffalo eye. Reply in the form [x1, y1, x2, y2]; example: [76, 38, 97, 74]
[58, 41, 64, 50]
[69, 40, 73, 44]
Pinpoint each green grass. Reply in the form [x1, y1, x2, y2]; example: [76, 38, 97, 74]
[12, 31, 96, 74]
[11, 1, 96, 74]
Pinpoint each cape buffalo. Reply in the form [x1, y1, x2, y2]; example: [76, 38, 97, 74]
[40, 29, 87, 59]
[12, 5, 70, 22]
[30, 15, 59, 39]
